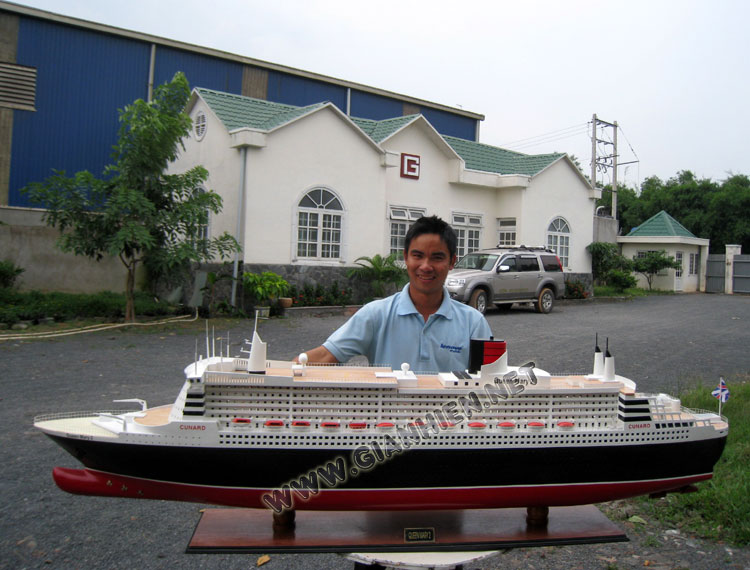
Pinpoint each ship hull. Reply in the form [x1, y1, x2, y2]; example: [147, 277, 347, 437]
[46, 434, 726, 511]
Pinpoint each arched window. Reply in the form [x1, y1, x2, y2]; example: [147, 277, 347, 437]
[297, 188, 343, 259]
[546, 217, 570, 268]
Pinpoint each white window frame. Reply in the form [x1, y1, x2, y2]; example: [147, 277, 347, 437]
[497, 218, 516, 247]
[689, 252, 699, 275]
[194, 110, 207, 141]
[389, 206, 425, 256]
[295, 188, 344, 262]
[453, 213, 482, 259]
[546, 217, 570, 268]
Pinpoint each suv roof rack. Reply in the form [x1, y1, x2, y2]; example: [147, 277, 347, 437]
[494, 244, 556, 253]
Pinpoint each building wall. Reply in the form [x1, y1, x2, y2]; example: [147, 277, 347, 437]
[517, 161, 595, 272]
[0, 206, 126, 292]
[181, 101, 244, 243]
[245, 109, 387, 264]
[620, 242, 703, 292]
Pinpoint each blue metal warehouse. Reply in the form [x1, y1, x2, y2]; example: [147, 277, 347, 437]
[0, 1, 484, 208]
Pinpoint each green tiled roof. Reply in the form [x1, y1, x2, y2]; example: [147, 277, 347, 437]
[444, 136, 564, 176]
[196, 88, 565, 177]
[351, 115, 419, 143]
[627, 210, 696, 237]
[196, 88, 325, 131]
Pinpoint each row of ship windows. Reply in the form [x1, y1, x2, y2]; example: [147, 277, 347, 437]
[205, 393, 617, 405]
[217, 429, 692, 440]
[206, 406, 621, 415]
[207, 415, 620, 422]
[216, 434, 692, 444]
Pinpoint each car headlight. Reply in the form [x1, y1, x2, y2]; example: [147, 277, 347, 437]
[446, 278, 465, 287]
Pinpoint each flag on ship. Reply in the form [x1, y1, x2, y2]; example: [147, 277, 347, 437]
[712, 377, 730, 403]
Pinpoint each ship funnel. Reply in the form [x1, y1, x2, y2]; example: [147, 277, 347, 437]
[469, 338, 507, 375]
[593, 334, 604, 377]
[247, 330, 267, 374]
[603, 338, 615, 381]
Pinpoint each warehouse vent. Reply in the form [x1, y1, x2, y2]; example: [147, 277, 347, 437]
[0, 62, 37, 111]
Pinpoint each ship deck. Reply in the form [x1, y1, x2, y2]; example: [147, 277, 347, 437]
[266, 368, 627, 392]
[134, 404, 172, 426]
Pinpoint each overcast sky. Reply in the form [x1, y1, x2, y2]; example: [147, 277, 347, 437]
[15, 0, 750, 188]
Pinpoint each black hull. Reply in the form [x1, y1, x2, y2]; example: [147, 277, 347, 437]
[48, 434, 726, 491]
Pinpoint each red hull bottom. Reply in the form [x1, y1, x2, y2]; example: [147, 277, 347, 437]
[52, 467, 711, 511]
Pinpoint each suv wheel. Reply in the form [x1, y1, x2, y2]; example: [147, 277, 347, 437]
[469, 289, 488, 314]
[535, 287, 554, 314]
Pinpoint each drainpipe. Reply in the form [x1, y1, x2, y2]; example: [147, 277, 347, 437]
[147, 44, 156, 101]
[231, 147, 248, 307]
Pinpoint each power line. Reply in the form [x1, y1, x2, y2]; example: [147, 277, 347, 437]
[500, 123, 589, 151]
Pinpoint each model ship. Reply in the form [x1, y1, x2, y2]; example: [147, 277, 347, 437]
[35, 329, 728, 513]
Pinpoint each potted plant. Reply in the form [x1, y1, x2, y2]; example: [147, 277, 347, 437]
[242, 271, 290, 317]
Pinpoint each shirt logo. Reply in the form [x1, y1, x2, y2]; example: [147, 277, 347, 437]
[440, 343, 462, 354]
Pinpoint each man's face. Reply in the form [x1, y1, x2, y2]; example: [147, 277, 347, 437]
[404, 233, 457, 298]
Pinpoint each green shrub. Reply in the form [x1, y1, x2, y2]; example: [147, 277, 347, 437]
[606, 269, 638, 292]
[289, 282, 353, 307]
[0, 290, 176, 326]
[0, 259, 24, 289]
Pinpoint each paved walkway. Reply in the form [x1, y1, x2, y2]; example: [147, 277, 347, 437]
[1, 293, 747, 569]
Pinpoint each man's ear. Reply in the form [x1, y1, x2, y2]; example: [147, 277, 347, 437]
[450, 255, 457, 269]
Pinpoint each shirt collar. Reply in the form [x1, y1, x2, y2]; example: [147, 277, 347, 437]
[397, 284, 454, 320]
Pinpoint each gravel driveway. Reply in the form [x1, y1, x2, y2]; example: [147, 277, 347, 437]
[1, 293, 748, 569]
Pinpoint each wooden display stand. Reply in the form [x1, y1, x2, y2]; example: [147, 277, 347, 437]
[187, 505, 627, 554]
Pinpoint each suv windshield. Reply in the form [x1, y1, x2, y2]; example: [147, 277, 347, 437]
[455, 253, 499, 271]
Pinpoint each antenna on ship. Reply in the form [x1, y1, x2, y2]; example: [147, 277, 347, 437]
[593, 333, 604, 376]
[194, 338, 198, 375]
[205, 321, 210, 360]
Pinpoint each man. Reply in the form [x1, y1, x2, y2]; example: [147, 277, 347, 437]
[300, 216, 492, 372]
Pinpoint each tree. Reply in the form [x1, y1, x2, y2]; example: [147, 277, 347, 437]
[613, 171, 750, 253]
[587, 242, 628, 284]
[347, 253, 407, 298]
[631, 251, 682, 291]
[23, 72, 239, 321]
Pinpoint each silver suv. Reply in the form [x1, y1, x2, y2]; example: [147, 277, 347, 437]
[446, 246, 565, 314]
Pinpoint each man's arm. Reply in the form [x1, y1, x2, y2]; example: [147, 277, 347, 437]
[295, 345, 339, 364]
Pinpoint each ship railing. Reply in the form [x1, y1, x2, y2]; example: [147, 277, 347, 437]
[685, 407, 728, 425]
[34, 409, 140, 423]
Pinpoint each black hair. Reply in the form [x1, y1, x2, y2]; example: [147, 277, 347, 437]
[404, 215, 457, 259]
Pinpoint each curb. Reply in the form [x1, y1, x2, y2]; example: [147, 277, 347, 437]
[282, 305, 362, 319]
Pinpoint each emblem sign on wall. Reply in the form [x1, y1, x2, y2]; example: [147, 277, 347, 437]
[400, 153, 420, 179]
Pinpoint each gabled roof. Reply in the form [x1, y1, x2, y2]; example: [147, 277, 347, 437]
[627, 210, 697, 238]
[191, 88, 571, 178]
[351, 115, 420, 143]
[195, 88, 325, 131]
[444, 136, 565, 177]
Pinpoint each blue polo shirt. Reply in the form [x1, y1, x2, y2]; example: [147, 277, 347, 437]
[323, 284, 492, 373]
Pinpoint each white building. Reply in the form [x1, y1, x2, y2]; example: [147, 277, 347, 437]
[171, 88, 599, 296]
[618, 210, 710, 292]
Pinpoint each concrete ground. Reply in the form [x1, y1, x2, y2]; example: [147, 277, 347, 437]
[1, 293, 748, 569]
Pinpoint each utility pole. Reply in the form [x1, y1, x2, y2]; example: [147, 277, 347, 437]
[590, 114, 618, 218]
